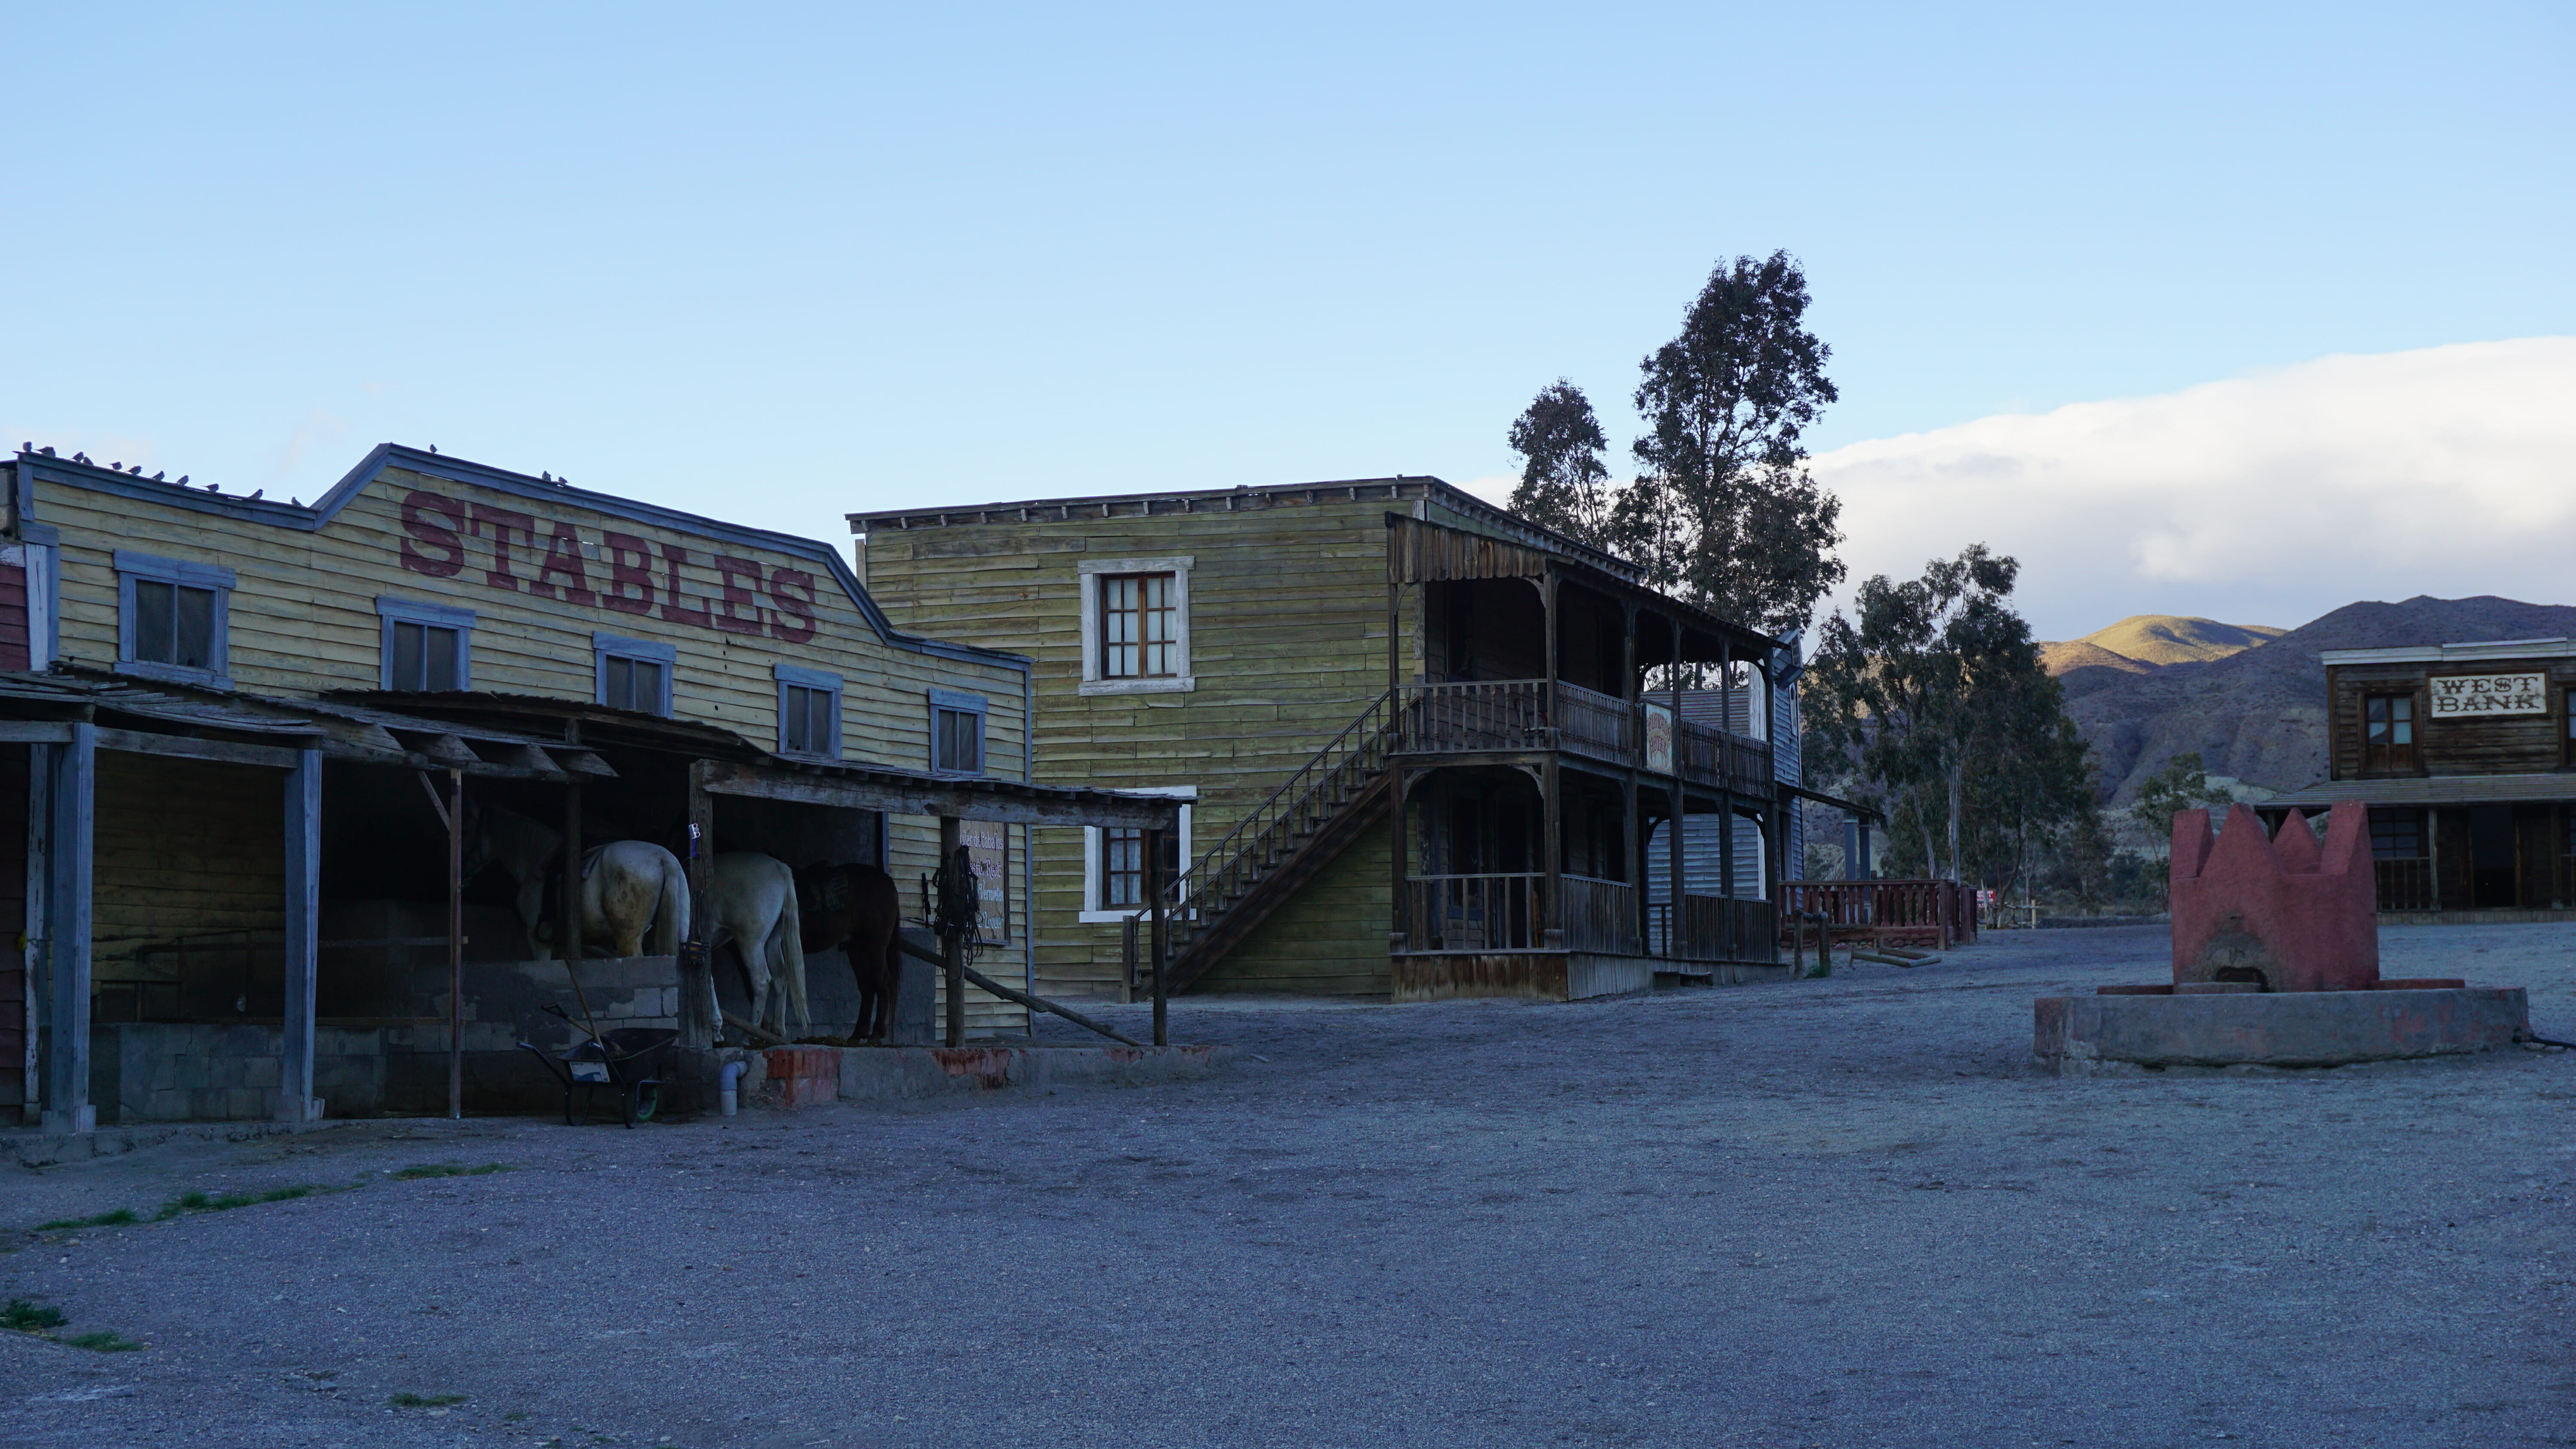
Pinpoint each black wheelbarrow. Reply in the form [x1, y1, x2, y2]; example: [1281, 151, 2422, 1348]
[518, 1019, 677, 1128]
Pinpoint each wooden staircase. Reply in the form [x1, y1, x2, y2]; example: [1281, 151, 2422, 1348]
[1158, 690, 1397, 991]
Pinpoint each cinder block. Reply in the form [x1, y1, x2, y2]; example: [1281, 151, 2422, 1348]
[242, 1057, 281, 1088]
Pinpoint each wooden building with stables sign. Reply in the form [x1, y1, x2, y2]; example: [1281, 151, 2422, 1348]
[856, 477, 1848, 1005]
[2261, 637, 2576, 920]
[0, 442, 1173, 1135]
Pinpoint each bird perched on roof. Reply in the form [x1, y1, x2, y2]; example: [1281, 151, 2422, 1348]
[152, 471, 165, 481]
[72, 452, 89, 464]
[246, 490, 263, 500]
[176, 474, 188, 484]
[204, 482, 219, 493]
[39, 446, 54, 457]
[541, 471, 553, 482]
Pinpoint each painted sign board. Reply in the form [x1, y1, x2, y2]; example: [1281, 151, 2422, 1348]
[1643, 702, 1675, 773]
[961, 819, 1010, 945]
[2428, 673, 2548, 719]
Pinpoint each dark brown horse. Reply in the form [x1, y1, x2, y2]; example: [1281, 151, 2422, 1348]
[795, 862, 903, 1042]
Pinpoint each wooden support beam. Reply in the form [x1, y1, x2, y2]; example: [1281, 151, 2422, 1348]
[0, 722, 72, 744]
[941, 815, 964, 1048]
[1146, 825, 1167, 1048]
[506, 743, 569, 781]
[277, 749, 322, 1123]
[681, 760, 716, 1049]
[552, 749, 617, 778]
[94, 727, 305, 770]
[41, 727, 95, 1134]
[695, 760, 1177, 830]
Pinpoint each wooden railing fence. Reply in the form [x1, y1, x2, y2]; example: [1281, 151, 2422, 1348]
[1777, 879, 1979, 949]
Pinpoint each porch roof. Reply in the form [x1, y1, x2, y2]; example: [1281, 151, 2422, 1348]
[1384, 515, 1779, 659]
[2260, 773, 2576, 812]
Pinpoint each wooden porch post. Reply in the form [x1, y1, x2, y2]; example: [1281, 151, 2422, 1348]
[1541, 755, 1564, 950]
[39, 727, 94, 1135]
[445, 767, 463, 1119]
[1621, 604, 1643, 955]
[1717, 639, 1735, 961]
[681, 760, 716, 1049]
[277, 748, 322, 1124]
[1145, 825, 1167, 1048]
[1665, 620, 1683, 959]
[941, 813, 964, 1047]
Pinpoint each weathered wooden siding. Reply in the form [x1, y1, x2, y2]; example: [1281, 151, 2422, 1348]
[2327, 661, 2576, 779]
[867, 489, 1437, 996]
[40, 464, 1024, 780]
[0, 748, 23, 1109]
[1199, 825, 1393, 995]
[91, 752, 284, 1015]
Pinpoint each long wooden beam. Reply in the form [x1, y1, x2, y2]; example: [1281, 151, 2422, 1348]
[696, 761, 1179, 829]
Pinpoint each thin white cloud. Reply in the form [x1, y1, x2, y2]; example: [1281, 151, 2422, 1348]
[1808, 338, 2576, 638]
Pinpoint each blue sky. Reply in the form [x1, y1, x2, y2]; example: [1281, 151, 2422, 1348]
[5, 3, 2569, 638]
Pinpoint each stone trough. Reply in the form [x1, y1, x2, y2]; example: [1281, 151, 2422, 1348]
[2035, 802, 2535, 1073]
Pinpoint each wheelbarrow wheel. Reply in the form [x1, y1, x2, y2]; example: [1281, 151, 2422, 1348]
[627, 1080, 660, 1126]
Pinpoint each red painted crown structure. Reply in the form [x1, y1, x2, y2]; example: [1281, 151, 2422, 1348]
[2169, 802, 2378, 992]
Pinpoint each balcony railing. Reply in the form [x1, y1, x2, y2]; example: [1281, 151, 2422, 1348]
[1561, 875, 1641, 955]
[1396, 679, 1770, 794]
[1400, 873, 1544, 953]
[2376, 857, 2436, 913]
[1645, 894, 1773, 962]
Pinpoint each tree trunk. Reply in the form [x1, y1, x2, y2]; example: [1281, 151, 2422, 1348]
[1944, 759, 1965, 883]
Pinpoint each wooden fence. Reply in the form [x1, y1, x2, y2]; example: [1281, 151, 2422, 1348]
[1400, 873, 1544, 953]
[1777, 879, 1979, 950]
[1561, 875, 1641, 955]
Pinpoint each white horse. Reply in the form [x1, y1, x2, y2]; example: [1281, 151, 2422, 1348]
[463, 804, 690, 960]
[707, 852, 807, 1040]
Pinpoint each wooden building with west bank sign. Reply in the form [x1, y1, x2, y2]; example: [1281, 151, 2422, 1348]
[0, 443, 1171, 1133]
[2260, 638, 2576, 918]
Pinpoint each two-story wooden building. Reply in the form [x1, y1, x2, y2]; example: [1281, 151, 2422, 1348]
[2, 442, 1171, 1132]
[2259, 638, 2576, 918]
[856, 477, 1808, 1003]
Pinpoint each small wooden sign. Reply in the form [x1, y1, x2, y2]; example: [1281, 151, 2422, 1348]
[1644, 702, 1675, 773]
[2428, 672, 2548, 718]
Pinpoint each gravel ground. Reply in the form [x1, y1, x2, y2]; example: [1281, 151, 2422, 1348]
[2, 922, 2571, 1449]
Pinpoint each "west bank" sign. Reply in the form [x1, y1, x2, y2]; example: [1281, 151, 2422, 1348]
[2428, 672, 2548, 718]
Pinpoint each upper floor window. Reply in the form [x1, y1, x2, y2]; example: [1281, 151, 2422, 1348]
[376, 596, 474, 692]
[2363, 692, 2415, 773]
[115, 549, 234, 687]
[593, 633, 675, 717]
[1077, 556, 1193, 696]
[930, 688, 987, 776]
[776, 663, 842, 759]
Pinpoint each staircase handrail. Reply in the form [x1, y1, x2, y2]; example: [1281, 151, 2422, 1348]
[1156, 688, 1397, 938]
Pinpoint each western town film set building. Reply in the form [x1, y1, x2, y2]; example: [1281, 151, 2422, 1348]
[2263, 638, 2576, 918]
[2, 444, 1924, 1136]
[0, 443, 1174, 1133]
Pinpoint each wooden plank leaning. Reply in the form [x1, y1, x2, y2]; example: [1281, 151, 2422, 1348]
[893, 934, 1144, 1049]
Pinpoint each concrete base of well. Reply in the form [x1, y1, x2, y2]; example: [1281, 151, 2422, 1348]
[2033, 986, 2531, 1073]
[715, 1042, 1240, 1107]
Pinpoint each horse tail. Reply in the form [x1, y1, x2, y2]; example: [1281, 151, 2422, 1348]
[659, 849, 691, 956]
[776, 863, 808, 1034]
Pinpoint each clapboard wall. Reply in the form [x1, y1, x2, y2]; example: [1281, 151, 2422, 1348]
[2326, 659, 2576, 779]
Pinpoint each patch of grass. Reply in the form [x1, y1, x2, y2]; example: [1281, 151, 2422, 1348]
[33, 1207, 139, 1231]
[2, 1298, 68, 1332]
[147, 1184, 323, 1222]
[388, 1391, 468, 1408]
[388, 1162, 511, 1181]
[61, 1330, 142, 1352]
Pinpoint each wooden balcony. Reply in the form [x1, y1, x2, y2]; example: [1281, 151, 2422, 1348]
[1395, 679, 1771, 796]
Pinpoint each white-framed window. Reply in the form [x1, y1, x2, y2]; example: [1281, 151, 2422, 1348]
[593, 633, 675, 717]
[930, 688, 987, 776]
[376, 595, 474, 692]
[115, 549, 234, 688]
[1081, 785, 1195, 922]
[776, 663, 841, 759]
[1077, 556, 1193, 695]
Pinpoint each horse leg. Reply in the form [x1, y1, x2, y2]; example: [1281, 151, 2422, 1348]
[778, 902, 810, 1039]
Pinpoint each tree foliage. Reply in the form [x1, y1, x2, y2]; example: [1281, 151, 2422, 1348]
[1806, 544, 2094, 886]
[1607, 251, 1845, 636]
[2129, 752, 2236, 858]
[1505, 379, 1614, 548]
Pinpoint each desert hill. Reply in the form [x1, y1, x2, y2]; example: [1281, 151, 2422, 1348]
[2066, 595, 2576, 802]
[2078, 615, 2287, 667]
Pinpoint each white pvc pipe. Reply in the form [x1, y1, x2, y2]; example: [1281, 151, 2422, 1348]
[718, 1058, 747, 1117]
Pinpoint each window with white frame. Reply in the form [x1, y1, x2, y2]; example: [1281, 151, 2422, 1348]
[593, 633, 675, 717]
[776, 663, 841, 758]
[1078, 556, 1193, 695]
[376, 596, 474, 692]
[930, 688, 986, 775]
[115, 549, 234, 686]
[1081, 786, 1194, 921]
